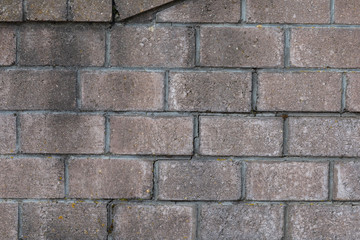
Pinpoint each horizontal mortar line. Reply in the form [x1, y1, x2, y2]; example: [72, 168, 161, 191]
[1, 66, 360, 72]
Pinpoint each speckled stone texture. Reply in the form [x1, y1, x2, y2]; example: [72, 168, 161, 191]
[345, 72, 360, 112]
[80, 71, 164, 111]
[0, 0, 22, 21]
[157, 0, 241, 23]
[257, 72, 342, 112]
[110, 116, 193, 155]
[200, 117, 283, 156]
[200, 204, 284, 240]
[247, 0, 330, 23]
[335, 0, 360, 24]
[21, 202, 107, 239]
[68, 158, 153, 199]
[246, 161, 329, 200]
[25, 0, 67, 21]
[288, 117, 360, 156]
[334, 161, 360, 200]
[158, 160, 242, 200]
[20, 114, 105, 154]
[288, 204, 360, 239]
[0, 70, 76, 110]
[200, 27, 284, 67]
[0, 114, 16, 154]
[112, 204, 196, 239]
[0, 26, 16, 66]
[69, 0, 112, 22]
[111, 25, 195, 67]
[290, 28, 360, 68]
[0, 203, 18, 240]
[169, 71, 251, 112]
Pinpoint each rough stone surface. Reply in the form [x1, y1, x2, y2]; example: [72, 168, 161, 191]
[0, 26, 16, 66]
[288, 204, 360, 239]
[69, 0, 112, 22]
[68, 158, 153, 199]
[115, 0, 175, 20]
[26, 0, 67, 21]
[257, 72, 342, 112]
[246, 161, 329, 200]
[158, 160, 242, 200]
[290, 28, 360, 68]
[81, 71, 164, 111]
[200, 204, 284, 240]
[0, 157, 64, 198]
[346, 72, 360, 112]
[200, 117, 283, 156]
[22, 202, 107, 240]
[20, 114, 105, 154]
[0, 0, 22, 21]
[112, 204, 196, 240]
[0, 70, 76, 110]
[334, 161, 360, 200]
[247, 0, 330, 23]
[157, 0, 241, 23]
[288, 117, 360, 156]
[168, 71, 251, 112]
[200, 27, 283, 67]
[335, 0, 360, 24]
[110, 116, 193, 155]
[0, 114, 16, 154]
[111, 25, 195, 67]
[19, 24, 105, 66]
[0, 203, 18, 240]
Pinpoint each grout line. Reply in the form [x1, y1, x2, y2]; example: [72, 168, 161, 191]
[164, 70, 169, 111]
[106, 200, 114, 240]
[76, 70, 82, 110]
[64, 157, 69, 198]
[193, 114, 200, 156]
[22, 0, 26, 21]
[105, 114, 111, 154]
[17, 202, 22, 240]
[284, 28, 291, 68]
[15, 26, 20, 66]
[66, 0, 71, 21]
[105, 28, 111, 67]
[282, 116, 289, 156]
[195, 26, 201, 66]
[283, 204, 289, 240]
[153, 161, 159, 201]
[341, 73, 347, 113]
[195, 203, 201, 240]
[251, 70, 258, 112]
[241, 0, 246, 22]
[329, 161, 334, 201]
[16, 113, 21, 154]
[330, 0, 335, 24]
[241, 161, 247, 200]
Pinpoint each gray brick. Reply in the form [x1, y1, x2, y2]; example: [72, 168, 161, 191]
[69, 0, 112, 22]
[346, 72, 360, 112]
[0, 26, 16, 66]
[335, 0, 360, 24]
[334, 161, 360, 200]
[0, 114, 16, 154]
[158, 160, 242, 200]
[0, 203, 18, 240]
[25, 0, 67, 21]
[0, 0, 22, 21]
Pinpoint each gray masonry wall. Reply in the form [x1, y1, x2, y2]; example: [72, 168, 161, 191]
[0, 0, 360, 239]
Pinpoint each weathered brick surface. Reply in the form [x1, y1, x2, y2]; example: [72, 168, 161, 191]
[200, 117, 283, 156]
[110, 116, 193, 155]
[158, 160, 242, 200]
[22, 202, 107, 239]
[0, 114, 16, 154]
[346, 72, 360, 112]
[335, 0, 360, 24]
[257, 72, 342, 112]
[157, 0, 241, 23]
[288, 117, 360, 156]
[0, 203, 17, 240]
[69, 0, 112, 22]
[288, 204, 360, 239]
[25, 0, 67, 21]
[111, 25, 195, 67]
[112, 204, 196, 239]
[0, 70, 76, 110]
[334, 161, 360, 200]
[247, 0, 330, 23]
[290, 28, 360, 68]
[0, 157, 64, 198]
[200, 27, 283, 67]
[115, 0, 175, 20]
[19, 24, 105, 66]
[0, 0, 22, 21]
[69, 158, 153, 199]
[20, 114, 105, 154]
[168, 71, 251, 112]
[0, 26, 16, 66]
[81, 71, 164, 111]
[246, 161, 329, 200]
[200, 204, 284, 240]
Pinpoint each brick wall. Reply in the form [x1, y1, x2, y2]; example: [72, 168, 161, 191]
[0, 0, 360, 239]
